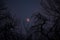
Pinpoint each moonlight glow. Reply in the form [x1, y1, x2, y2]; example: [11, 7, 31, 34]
[26, 18, 30, 22]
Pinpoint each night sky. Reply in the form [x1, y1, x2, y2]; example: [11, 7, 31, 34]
[7, 0, 40, 19]
[7, 0, 40, 34]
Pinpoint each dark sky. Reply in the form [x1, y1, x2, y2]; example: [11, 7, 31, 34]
[7, 0, 40, 34]
[7, 0, 40, 19]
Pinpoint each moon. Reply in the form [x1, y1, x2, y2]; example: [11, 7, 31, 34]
[26, 18, 30, 22]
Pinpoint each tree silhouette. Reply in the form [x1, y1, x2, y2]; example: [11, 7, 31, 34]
[27, 0, 60, 40]
[30, 13, 49, 40]
[0, 0, 23, 40]
[40, 0, 60, 40]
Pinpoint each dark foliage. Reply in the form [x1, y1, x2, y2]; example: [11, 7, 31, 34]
[0, 0, 24, 40]
[26, 0, 60, 40]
